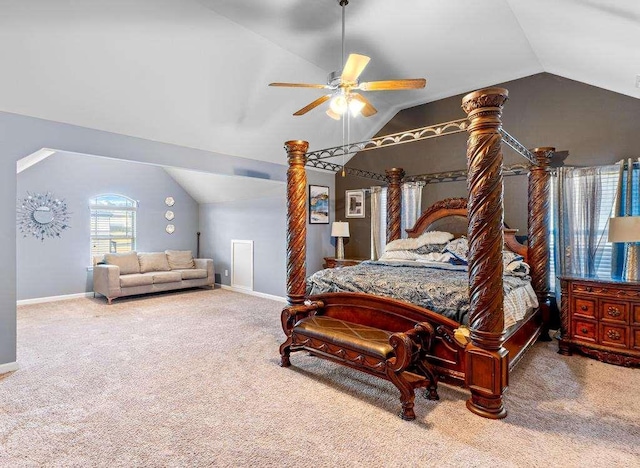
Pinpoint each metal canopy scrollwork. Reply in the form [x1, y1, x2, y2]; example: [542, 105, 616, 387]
[499, 128, 536, 164]
[305, 157, 388, 181]
[302, 119, 535, 182]
[17, 191, 71, 241]
[404, 163, 532, 184]
[306, 118, 469, 163]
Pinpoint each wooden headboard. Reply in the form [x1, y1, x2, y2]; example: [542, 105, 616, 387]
[405, 198, 528, 262]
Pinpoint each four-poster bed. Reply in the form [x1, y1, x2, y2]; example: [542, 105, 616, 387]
[279, 88, 553, 420]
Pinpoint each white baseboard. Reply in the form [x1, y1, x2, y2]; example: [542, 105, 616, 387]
[0, 361, 18, 375]
[17, 292, 94, 306]
[219, 284, 286, 303]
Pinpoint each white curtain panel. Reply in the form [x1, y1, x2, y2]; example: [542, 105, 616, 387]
[401, 182, 425, 239]
[370, 186, 386, 260]
[554, 165, 619, 302]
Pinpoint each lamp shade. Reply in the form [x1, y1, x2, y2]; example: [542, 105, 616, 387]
[608, 216, 640, 243]
[331, 221, 350, 238]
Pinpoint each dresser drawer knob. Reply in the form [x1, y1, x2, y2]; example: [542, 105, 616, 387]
[580, 305, 588, 311]
[607, 307, 621, 317]
[607, 330, 621, 340]
[586, 286, 593, 292]
[581, 328, 588, 334]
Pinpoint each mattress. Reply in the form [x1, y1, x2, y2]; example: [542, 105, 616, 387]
[306, 260, 538, 329]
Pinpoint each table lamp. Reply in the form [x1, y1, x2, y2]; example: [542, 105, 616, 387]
[331, 221, 350, 260]
[608, 216, 640, 281]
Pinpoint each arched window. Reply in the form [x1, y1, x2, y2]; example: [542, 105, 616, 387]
[90, 194, 137, 257]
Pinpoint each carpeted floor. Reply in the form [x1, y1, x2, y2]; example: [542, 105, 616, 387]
[1, 288, 638, 467]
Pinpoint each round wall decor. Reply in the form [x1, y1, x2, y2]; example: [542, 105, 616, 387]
[165, 210, 175, 221]
[165, 197, 175, 206]
[17, 192, 71, 241]
[166, 224, 175, 234]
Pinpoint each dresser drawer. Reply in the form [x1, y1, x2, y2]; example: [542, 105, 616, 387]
[631, 328, 640, 351]
[572, 297, 596, 319]
[572, 283, 596, 294]
[633, 305, 640, 326]
[600, 300, 629, 324]
[573, 320, 597, 343]
[599, 324, 628, 349]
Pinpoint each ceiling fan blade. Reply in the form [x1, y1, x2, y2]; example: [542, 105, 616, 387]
[351, 93, 377, 117]
[293, 94, 332, 116]
[341, 54, 371, 83]
[358, 79, 427, 91]
[269, 82, 329, 89]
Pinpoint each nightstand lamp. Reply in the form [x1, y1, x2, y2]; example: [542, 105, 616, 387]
[331, 221, 350, 260]
[609, 216, 640, 281]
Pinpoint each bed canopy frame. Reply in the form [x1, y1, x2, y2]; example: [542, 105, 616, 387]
[283, 88, 553, 419]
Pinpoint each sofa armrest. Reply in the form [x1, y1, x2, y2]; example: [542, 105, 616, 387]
[195, 258, 214, 284]
[93, 264, 121, 299]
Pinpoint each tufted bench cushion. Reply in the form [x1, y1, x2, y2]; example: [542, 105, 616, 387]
[294, 315, 394, 360]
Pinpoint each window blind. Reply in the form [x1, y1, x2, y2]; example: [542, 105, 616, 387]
[90, 195, 137, 258]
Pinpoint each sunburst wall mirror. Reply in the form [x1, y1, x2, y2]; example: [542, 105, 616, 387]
[17, 192, 70, 241]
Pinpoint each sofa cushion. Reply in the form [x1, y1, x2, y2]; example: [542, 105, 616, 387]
[105, 252, 140, 275]
[165, 250, 195, 270]
[138, 252, 171, 273]
[175, 268, 208, 280]
[151, 271, 182, 284]
[120, 273, 154, 288]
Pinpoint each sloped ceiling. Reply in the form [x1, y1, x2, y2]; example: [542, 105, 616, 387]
[163, 167, 284, 204]
[0, 0, 638, 169]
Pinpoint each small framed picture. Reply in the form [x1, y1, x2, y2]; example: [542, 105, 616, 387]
[309, 185, 329, 224]
[345, 189, 365, 218]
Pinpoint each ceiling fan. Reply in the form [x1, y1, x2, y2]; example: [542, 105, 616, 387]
[269, 0, 426, 120]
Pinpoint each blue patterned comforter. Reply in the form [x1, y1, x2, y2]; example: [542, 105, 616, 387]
[307, 260, 536, 326]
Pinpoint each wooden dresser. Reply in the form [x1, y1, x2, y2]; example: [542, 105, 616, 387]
[323, 257, 364, 269]
[558, 276, 640, 367]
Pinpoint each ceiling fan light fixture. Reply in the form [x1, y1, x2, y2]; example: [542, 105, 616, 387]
[326, 108, 342, 120]
[348, 97, 365, 117]
[329, 93, 348, 114]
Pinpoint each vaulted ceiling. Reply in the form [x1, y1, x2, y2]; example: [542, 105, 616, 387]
[1, 0, 638, 168]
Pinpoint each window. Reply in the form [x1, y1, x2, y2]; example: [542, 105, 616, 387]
[90, 194, 137, 258]
[549, 164, 637, 287]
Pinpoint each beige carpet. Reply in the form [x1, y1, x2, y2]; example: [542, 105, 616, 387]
[1, 288, 639, 467]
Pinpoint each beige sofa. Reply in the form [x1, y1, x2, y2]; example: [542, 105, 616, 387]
[93, 250, 214, 304]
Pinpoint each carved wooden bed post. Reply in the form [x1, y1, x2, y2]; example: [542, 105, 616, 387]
[461, 88, 509, 419]
[285, 140, 309, 305]
[528, 147, 555, 341]
[386, 168, 405, 243]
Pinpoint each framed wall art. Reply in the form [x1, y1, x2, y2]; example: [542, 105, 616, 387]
[308, 185, 329, 224]
[345, 189, 365, 218]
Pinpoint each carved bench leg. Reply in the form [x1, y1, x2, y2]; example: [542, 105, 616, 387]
[417, 361, 439, 401]
[279, 337, 292, 367]
[387, 370, 416, 421]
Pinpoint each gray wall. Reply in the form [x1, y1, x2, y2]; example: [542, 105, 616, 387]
[17, 152, 199, 300]
[0, 110, 291, 367]
[199, 170, 335, 298]
[337, 73, 640, 258]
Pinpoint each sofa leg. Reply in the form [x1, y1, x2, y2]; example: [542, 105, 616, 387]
[107, 298, 113, 305]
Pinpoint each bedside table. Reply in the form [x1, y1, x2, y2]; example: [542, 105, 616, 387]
[323, 257, 365, 269]
[558, 276, 640, 367]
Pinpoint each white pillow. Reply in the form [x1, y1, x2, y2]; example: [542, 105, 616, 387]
[385, 231, 454, 252]
[414, 252, 455, 263]
[416, 230, 455, 245]
[379, 250, 418, 261]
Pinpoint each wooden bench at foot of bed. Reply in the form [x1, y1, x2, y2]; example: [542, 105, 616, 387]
[279, 299, 439, 421]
